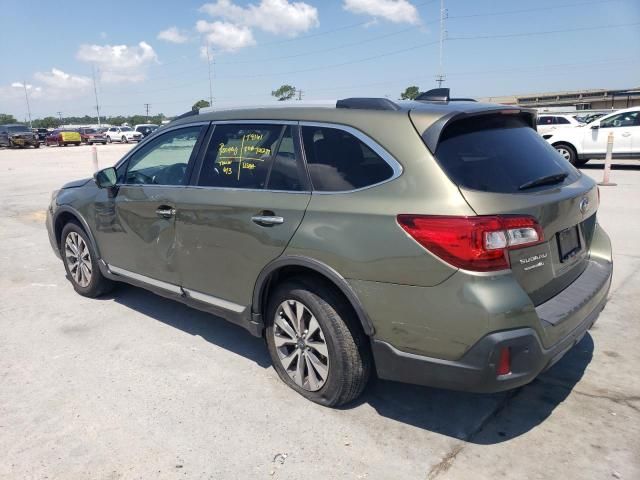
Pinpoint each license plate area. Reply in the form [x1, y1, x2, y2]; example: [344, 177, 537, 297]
[557, 226, 581, 262]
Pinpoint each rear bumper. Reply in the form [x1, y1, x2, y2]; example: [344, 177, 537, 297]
[372, 259, 612, 393]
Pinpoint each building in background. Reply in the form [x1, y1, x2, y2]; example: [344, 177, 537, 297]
[481, 86, 640, 111]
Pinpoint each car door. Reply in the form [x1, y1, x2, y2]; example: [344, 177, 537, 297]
[92, 124, 208, 288]
[583, 111, 634, 156]
[537, 116, 555, 136]
[176, 122, 311, 311]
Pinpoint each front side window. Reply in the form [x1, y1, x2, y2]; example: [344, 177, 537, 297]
[537, 116, 553, 125]
[301, 126, 394, 192]
[124, 126, 203, 185]
[555, 117, 570, 124]
[198, 124, 284, 189]
[600, 111, 639, 128]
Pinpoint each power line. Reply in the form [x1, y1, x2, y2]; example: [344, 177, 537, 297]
[448, 21, 640, 41]
[448, 0, 629, 20]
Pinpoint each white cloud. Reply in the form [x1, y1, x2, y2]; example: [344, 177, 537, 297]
[157, 26, 188, 43]
[76, 41, 158, 83]
[343, 0, 420, 24]
[199, 0, 319, 36]
[196, 20, 256, 52]
[34, 68, 91, 90]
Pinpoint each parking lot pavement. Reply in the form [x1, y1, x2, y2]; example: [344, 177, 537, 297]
[0, 146, 638, 480]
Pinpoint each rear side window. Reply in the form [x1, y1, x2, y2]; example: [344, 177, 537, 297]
[301, 126, 394, 192]
[435, 114, 579, 193]
[537, 116, 554, 125]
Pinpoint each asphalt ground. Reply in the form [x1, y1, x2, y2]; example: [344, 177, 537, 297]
[1, 143, 638, 479]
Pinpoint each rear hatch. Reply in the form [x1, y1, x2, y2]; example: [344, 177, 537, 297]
[411, 109, 598, 305]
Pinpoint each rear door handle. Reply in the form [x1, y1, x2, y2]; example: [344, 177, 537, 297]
[156, 206, 176, 218]
[621, 132, 631, 137]
[252, 214, 284, 226]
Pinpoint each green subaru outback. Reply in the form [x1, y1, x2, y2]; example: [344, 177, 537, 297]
[46, 89, 612, 407]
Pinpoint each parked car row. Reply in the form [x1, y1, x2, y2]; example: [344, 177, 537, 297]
[0, 123, 160, 148]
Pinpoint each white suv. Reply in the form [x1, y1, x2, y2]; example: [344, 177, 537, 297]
[545, 107, 640, 165]
[105, 126, 142, 144]
[536, 114, 581, 136]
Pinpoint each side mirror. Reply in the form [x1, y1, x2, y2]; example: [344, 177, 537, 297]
[94, 167, 117, 188]
[590, 124, 600, 130]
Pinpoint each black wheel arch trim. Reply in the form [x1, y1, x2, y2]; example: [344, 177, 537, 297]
[53, 205, 101, 259]
[252, 255, 375, 336]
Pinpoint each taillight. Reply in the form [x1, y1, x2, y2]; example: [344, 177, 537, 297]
[396, 215, 544, 272]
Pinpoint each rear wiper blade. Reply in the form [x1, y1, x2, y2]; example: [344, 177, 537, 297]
[518, 172, 568, 190]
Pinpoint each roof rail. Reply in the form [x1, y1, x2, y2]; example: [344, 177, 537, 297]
[336, 98, 401, 111]
[172, 110, 199, 121]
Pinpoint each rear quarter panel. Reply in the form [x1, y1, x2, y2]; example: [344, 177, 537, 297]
[285, 113, 473, 286]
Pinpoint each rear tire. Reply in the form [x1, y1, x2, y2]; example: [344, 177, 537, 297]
[107, 136, 112, 144]
[265, 278, 371, 407]
[554, 143, 578, 165]
[60, 222, 114, 298]
[34, 143, 40, 149]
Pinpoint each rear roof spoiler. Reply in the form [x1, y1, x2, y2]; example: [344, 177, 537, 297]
[416, 108, 537, 153]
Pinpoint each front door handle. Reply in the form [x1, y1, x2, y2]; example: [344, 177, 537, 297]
[252, 214, 284, 226]
[621, 132, 631, 137]
[156, 206, 176, 218]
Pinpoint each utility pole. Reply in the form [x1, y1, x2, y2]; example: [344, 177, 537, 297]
[22, 80, 32, 128]
[144, 103, 151, 122]
[56, 111, 63, 125]
[92, 65, 102, 127]
[435, 0, 447, 88]
[296, 89, 303, 101]
[205, 43, 214, 108]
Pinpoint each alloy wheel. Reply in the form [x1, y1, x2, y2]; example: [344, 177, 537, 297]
[272, 299, 329, 391]
[556, 147, 571, 161]
[64, 232, 92, 288]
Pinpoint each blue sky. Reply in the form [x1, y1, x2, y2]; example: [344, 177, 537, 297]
[1, 0, 639, 121]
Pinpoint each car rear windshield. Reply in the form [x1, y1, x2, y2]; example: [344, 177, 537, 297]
[435, 113, 579, 193]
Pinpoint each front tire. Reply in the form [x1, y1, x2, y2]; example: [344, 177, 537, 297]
[106, 136, 112, 144]
[61, 222, 113, 298]
[121, 136, 128, 143]
[265, 278, 371, 407]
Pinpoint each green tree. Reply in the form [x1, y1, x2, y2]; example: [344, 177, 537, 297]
[400, 86, 420, 100]
[192, 99, 211, 111]
[271, 85, 296, 101]
[0, 113, 17, 124]
[32, 117, 59, 128]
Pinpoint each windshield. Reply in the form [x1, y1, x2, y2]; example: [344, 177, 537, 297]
[8, 125, 30, 133]
[120, 127, 133, 132]
[435, 114, 580, 193]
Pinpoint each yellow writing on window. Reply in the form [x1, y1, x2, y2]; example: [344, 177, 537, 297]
[218, 143, 238, 156]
